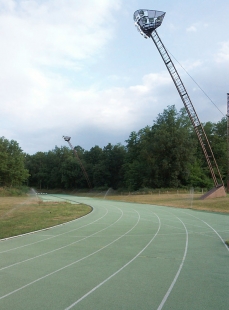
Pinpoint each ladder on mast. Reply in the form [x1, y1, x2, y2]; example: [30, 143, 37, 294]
[150, 30, 224, 188]
[133, 9, 225, 191]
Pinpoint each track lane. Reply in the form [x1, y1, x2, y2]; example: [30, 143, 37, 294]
[0, 201, 142, 302]
[64, 212, 161, 310]
[0, 207, 124, 271]
[1, 195, 228, 310]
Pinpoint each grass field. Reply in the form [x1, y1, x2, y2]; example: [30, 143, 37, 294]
[103, 192, 229, 213]
[0, 195, 92, 239]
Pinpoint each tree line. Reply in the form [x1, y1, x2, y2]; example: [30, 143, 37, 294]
[1, 106, 227, 191]
[0, 137, 29, 187]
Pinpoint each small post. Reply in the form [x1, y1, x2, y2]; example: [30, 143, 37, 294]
[190, 187, 194, 208]
[227, 93, 229, 193]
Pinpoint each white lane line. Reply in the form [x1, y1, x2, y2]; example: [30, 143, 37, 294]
[64, 213, 161, 310]
[183, 211, 229, 253]
[0, 206, 108, 254]
[0, 208, 125, 271]
[0, 209, 141, 301]
[200, 221, 229, 252]
[157, 216, 188, 310]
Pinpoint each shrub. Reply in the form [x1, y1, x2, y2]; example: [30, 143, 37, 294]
[0, 186, 28, 197]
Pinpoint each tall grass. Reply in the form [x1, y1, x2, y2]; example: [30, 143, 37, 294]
[0, 186, 29, 197]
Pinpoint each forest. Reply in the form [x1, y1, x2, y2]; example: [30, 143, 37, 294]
[0, 106, 227, 191]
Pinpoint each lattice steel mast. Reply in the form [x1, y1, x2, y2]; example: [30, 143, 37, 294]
[133, 9, 225, 190]
[63, 136, 92, 189]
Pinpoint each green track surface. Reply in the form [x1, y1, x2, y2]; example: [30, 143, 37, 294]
[0, 194, 229, 309]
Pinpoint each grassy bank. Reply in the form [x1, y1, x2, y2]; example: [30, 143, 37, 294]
[0, 195, 92, 239]
[103, 192, 229, 214]
[0, 186, 29, 197]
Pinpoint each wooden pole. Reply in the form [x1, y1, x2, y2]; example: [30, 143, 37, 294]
[227, 93, 229, 192]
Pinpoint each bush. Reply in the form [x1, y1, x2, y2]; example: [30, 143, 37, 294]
[0, 186, 29, 197]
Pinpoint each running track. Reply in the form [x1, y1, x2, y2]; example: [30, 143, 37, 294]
[0, 194, 229, 309]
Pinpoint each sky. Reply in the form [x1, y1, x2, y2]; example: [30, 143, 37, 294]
[0, 0, 229, 154]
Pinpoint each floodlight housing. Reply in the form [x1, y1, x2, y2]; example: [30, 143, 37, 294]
[63, 136, 71, 142]
[133, 9, 165, 38]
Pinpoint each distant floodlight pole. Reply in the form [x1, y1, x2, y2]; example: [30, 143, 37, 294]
[133, 9, 226, 197]
[63, 136, 92, 189]
[227, 93, 229, 192]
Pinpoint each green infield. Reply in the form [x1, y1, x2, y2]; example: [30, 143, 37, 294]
[0, 195, 92, 239]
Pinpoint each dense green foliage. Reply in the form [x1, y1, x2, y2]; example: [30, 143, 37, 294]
[0, 137, 29, 187]
[0, 186, 29, 197]
[25, 106, 227, 191]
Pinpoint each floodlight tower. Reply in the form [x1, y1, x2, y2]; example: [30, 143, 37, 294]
[133, 9, 226, 198]
[63, 136, 92, 189]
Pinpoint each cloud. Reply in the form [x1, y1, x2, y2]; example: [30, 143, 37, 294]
[7, 71, 172, 131]
[168, 23, 178, 31]
[0, 65, 176, 153]
[171, 59, 203, 72]
[0, 1, 227, 154]
[186, 22, 208, 33]
[186, 25, 197, 32]
[0, 0, 121, 68]
[0, 0, 122, 151]
[215, 41, 229, 63]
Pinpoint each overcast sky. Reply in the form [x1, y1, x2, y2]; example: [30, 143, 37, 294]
[0, 0, 229, 154]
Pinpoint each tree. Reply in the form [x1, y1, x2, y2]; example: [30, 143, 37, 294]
[0, 137, 29, 186]
[86, 143, 126, 189]
[124, 106, 197, 189]
[199, 118, 227, 186]
[24, 108, 227, 191]
[124, 130, 149, 190]
[149, 106, 196, 187]
[25, 152, 48, 189]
